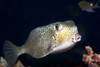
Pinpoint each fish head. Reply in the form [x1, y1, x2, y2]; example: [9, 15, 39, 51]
[50, 20, 81, 53]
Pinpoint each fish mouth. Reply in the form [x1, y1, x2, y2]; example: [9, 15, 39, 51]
[72, 34, 82, 43]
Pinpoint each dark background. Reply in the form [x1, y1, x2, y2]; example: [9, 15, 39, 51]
[0, 0, 100, 67]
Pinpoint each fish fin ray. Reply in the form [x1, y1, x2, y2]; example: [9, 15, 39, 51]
[3, 40, 19, 67]
[95, 0, 100, 7]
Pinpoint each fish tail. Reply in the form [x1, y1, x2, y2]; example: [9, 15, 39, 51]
[3, 40, 26, 67]
[95, 0, 100, 7]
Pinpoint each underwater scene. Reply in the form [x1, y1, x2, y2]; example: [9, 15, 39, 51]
[0, 0, 100, 67]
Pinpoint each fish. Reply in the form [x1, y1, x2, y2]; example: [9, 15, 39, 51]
[3, 20, 81, 67]
[78, 0, 100, 12]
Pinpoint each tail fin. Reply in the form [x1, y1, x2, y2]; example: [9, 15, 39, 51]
[3, 40, 25, 67]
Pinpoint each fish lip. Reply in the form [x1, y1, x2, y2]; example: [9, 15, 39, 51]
[72, 34, 82, 43]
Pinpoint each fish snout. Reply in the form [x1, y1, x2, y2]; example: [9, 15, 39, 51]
[72, 34, 82, 43]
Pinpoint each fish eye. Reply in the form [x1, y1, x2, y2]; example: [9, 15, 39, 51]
[55, 24, 63, 31]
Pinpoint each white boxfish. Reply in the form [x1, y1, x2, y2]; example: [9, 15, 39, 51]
[3, 20, 81, 67]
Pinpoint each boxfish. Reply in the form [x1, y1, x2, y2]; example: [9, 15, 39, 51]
[3, 20, 81, 67]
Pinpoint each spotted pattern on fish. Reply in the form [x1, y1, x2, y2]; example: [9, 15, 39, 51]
[3, 20, 81, 67]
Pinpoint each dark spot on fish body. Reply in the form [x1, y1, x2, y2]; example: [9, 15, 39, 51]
[44, 28, 47, 31]
[53, 35, 55, 38]
[42, 30, 44, 33]
[46, 26, 49, 29]
[55, 38, 56, 41]
[69, 28, 71, 30]
[55, 33, 57, 36]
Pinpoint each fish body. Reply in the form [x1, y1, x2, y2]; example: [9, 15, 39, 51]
[78, 0, 100, 12]
[3, 20, 81, 67]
